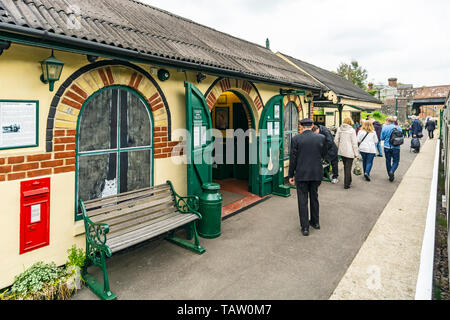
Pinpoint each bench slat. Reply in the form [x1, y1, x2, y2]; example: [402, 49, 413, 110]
[83, 184, 171, 209]
[106, 205, 179, 237]
[107, 213, 198, 253]
[88, 191, 173, 219]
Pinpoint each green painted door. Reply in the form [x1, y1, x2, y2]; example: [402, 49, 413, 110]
[185, 82, 213, 196]
[257, 95, 290, 197]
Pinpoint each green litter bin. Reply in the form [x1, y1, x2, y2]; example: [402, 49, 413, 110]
[198, 183, 222, 239]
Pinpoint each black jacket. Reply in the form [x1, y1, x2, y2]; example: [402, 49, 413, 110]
[319, 125, 338, 161]
[425, 120, 436, 131]
[373, 121, 382, 140]
[289, 130, 327, 182]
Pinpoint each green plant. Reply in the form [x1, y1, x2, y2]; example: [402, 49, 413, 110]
[66, 245, 85, 269]
[10, 261, 67, 299]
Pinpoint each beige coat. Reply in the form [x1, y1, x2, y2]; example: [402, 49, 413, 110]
[334, 124, 360, 158]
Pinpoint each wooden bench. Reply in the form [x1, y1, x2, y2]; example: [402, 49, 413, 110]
[78, 180, 205, 300]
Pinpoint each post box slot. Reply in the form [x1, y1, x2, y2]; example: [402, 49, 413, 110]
[22, 187, 49, 198]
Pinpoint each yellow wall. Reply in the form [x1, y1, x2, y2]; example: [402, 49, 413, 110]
[0, 42, 314, 288]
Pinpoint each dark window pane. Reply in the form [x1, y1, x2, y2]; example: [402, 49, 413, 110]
[78, 89, 117, 152]
[120, 90, 152, 148]
[119, 150, 151, 193]
[78, 153, 117, 201]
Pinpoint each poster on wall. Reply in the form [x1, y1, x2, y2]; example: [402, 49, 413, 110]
[0, 100, 38, 150]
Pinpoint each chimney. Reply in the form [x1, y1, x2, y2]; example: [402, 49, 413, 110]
[388, 77, 398, 88]
[368, 82, 374, 90]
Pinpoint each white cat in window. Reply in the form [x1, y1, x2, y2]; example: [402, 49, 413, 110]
[101, 178, 117, 198]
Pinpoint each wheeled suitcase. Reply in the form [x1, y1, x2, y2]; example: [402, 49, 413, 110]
[411, 137, 420, 153]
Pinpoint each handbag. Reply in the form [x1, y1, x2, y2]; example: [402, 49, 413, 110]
[353, 159, 363, 176]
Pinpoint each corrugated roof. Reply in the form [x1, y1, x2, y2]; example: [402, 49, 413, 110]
[280, 53, 382, 104]
[0, 0, 326, 90]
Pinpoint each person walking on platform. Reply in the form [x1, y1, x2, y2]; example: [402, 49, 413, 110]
[334, 117, 360, 189]
[313, 124, 339, 184]
[410, 115, 423, 139]
[425, 117, 436, 139]
[289, 118, 327, 237]
[380, 116, 402, 182]
[357, 120, 378, 181]
[372, 119, 383, 157]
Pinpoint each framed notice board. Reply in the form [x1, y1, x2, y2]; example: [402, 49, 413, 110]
[0, 100, 39, 150]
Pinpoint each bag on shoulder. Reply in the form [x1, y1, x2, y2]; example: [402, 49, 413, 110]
[389, 128, 404, 146]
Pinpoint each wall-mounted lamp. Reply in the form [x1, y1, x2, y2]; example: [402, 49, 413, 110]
[196, 72, 206, 83]
[157, 69, 170, 81]
[40, 50, 64, 92]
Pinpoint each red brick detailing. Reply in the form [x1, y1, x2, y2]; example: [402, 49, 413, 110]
[105, 67, 115, 85]
[41, 160, 64, 168]
[66, 90, 86, 105]
[0, 165, 12, 174]
[55, 136, 76, 144]
[98, 68, 110, 87]
[70, 84, 88, 99]
[133, 74, 143, 89]
[220, 78, 231, 92]
[254, 96, 264, 110]
[65, 143, 76, 151]
[0, 158, 4, 165]
[151, 103, 164, 112]
[53, 166, 75, 174]
[8, 172, 26, 181]
[61, 97, 82, 110]
[8, 156, 25, 164]
[27, 169, 52, 178]
[54, 151, 76, 159]
[242, 81, 252, 95]
[0, 174, 6, 181]
[27, 154, 52, 162]
[148, 92, 160, 105]
[66, 129, 77, 136]
[149, 97, 162, 108]
[54, 145, 65, 152]
[54, 130, 66, 137]
[129, 72, 138, 87]
[65, 158, 76, 165]
[13, 163, 39, 172]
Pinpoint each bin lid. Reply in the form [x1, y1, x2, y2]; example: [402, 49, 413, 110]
[201, 182, 220, 191]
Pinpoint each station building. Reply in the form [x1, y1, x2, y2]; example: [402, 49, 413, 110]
[0, 0, 380, 288]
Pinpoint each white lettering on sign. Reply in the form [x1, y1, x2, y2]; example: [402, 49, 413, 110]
[30, 204, 41, 223]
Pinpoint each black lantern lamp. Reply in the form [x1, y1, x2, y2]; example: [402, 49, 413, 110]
[40, 50, 65, 92]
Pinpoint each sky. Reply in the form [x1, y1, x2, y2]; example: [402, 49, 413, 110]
[142, 0, 450, 87]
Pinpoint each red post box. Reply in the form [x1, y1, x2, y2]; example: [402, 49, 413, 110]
[20, 177, 50, 254]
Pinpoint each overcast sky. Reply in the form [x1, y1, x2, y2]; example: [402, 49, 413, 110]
[143, 0, 450, 87]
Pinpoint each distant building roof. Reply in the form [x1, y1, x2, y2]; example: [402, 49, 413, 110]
[0, 0, 325, 90]
[278, 53, 381, 105]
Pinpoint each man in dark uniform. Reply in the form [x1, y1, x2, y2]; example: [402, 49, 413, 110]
[289, 119, 327, 236]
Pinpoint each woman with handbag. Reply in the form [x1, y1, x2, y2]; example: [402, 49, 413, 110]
[357, 120, 379, 181]
[334, 117, 360, 189]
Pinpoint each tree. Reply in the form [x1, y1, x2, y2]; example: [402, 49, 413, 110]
[336, 60, 368, 90]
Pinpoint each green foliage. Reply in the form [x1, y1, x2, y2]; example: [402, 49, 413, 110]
[66, 245, 85, 269]
[10, 262, 67, 298]
[362, 111, 388, 123]
[367, 89, 378, 96]
[336, 60, 368, 90]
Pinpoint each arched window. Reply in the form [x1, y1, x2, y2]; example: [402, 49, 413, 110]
[76, 87, 153, 214]
[284, 101, 299, 159]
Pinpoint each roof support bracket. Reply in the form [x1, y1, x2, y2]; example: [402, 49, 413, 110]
[0, 40, 11, 56]
[280, 89, 306, 96]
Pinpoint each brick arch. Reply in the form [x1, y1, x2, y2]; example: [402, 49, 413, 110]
[205, 77, 263, 130]
[46, 60, 172, 153]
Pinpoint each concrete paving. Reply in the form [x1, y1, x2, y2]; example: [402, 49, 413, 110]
[330, 138, 437, 300]
[72, 138, 420, 300]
